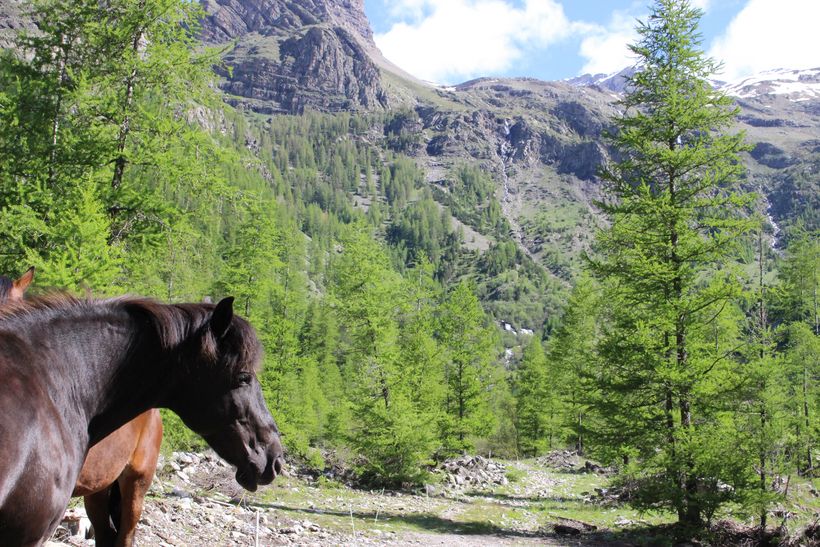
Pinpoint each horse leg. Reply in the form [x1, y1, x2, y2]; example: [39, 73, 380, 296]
[84, 487, 117, 547]
[114, 408, 163, 547]
[114, 470, 152, 547]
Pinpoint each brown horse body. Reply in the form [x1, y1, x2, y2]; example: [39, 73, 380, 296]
[74, 410, 162, 547]
[0, 269, 163, 547]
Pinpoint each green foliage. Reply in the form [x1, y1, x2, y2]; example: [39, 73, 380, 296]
[333, 225, 439, 484]
[546, 275, 600, 454]
[775, 224, 819, 329]
[437, 282, 498, 455]
[781, 322, 819, 475]
[27, 180, 123, 292]
[387, 194, 461, 278]
[159, 409, 207, 454]
[0, 0, 223, 281]
[504, 467, 526, 483]
[514, 337, 553, 455]
[587, 0, 755, 524]
[434, 165, 509, 238]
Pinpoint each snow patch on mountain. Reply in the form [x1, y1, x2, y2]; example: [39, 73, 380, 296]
[569, 66, 820, 103]
[719, 68, 820, 101]
[566, 66, 635, 94]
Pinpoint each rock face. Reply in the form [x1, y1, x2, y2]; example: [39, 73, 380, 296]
[220, 26, 386, 113]
[201, 0, 373, 45]
[201, 0, 387, 113]
[0, 0, 36, 49]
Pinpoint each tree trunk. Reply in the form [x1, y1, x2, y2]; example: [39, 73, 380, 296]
[111, 3, 145, 191]
[48, 34, 70, 188]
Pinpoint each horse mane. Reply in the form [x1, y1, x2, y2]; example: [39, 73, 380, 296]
[0, 276, 11, 303]
[0, 292, 82, 319]
[0, 294, 262, 374]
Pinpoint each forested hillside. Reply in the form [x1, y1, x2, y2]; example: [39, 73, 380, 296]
[0, 0, 817, 539]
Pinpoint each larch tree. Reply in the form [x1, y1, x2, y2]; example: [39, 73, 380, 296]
[437, 281, 497, 455]
[333, 224, 437, 485]
[0, 0, 223, 287]
[777, 229, 819, 474]
[514, 337, 553, 455]
[588, 0, 754, 525]
[546, 274, 600, 455]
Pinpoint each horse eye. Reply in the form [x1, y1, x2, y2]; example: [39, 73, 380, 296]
[236, 372, 252, 386]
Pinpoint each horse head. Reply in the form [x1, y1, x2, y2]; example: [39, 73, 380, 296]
[167, 297, 284, 491]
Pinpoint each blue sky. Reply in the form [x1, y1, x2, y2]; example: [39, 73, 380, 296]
[364, 0, 820, 85]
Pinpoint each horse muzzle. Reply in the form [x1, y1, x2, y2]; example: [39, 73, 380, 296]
[236, 437, 284, 491]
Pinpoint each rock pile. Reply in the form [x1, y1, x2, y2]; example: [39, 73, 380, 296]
[535, 450, 612, 475]
[437, 455, 508, 489]
[535, 450, 582, 471]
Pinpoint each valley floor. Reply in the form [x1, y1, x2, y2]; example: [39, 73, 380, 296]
[47, 452, 818, 546]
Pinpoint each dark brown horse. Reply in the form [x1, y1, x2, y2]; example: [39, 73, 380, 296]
[0, 270, 163, 547]
[0, 295, 284, 546]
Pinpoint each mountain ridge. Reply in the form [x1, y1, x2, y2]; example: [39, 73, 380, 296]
[192, 0, 819, 274]
[0, 0, 816, 294]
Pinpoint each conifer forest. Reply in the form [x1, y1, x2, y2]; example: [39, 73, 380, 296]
[0, 0, 817, 542]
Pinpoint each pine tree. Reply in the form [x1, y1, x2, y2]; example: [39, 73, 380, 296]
[588, 0, 754, 525]
[514, 337, 552, 455]
[546, 275, 600, 454]
[437, 281, 497, 455]
[333, 224, 436, 484]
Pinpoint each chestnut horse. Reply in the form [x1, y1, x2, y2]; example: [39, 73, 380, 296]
[0, 269, 162, 547]
[0, 267, 34, 302]
[0, 295, 284, 546]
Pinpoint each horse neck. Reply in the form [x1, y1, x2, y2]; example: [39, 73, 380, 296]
[42, 308, 174, 446]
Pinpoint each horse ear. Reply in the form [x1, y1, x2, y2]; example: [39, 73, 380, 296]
[211, 297, 235, 338]
[13, 267, 34, 293]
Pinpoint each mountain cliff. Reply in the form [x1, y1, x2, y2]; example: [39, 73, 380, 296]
[200, 0, 388, 113]
[0, 0, 34, 49]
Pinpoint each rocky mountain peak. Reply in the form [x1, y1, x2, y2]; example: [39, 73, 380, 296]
[201, 0, 373, 47]
[201, 0, 385, 114]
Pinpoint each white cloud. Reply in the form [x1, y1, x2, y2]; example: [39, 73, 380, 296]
[690, 0, 710, 11]
[577, 10, 639, 76]
[374, 0, 581, 84]
[387, 0, 431, 20]
[708, 0, 820, 81]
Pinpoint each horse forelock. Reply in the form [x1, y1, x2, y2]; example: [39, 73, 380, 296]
[198, 312, 263, 375]
[124, 299, 263, 375]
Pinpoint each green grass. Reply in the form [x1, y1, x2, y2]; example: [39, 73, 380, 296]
[240, 458, 816, 543]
